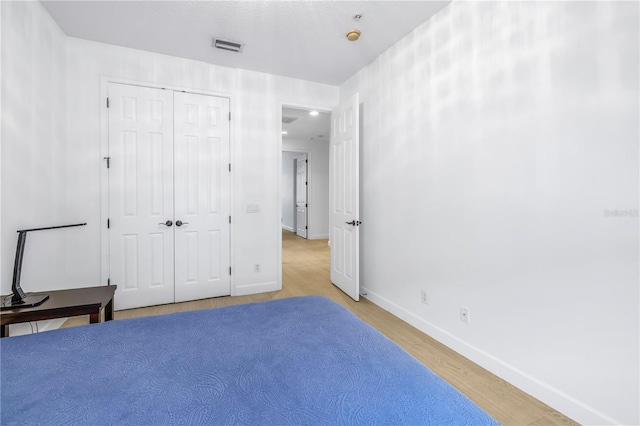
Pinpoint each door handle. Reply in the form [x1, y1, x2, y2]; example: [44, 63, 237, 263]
[159, 220, 173, 227]
[175, 220, 189, 227]
[345, 220, 361, 226]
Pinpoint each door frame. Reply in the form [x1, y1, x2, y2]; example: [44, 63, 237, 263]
[100, 77, 236, 295]
[277, 102, 334, 289]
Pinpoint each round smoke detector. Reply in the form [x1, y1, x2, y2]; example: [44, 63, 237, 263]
[346, 29, 361, 42]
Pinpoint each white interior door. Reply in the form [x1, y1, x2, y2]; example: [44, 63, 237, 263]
[330, 93, 360, 301]
[109, 84, 231, 309]
[173, 92, 231, 302]
[295, 153, 308, 238]
[108, 83, 175, 310]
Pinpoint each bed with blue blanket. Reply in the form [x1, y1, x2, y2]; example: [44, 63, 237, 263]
[1, 296, 498, 425]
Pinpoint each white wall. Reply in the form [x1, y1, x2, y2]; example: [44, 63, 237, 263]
[63, 38, 338, 296]
[1, 0, 3, 288]
[281, 151, 296, 232]
[282, 138, 330, 239]
[1, 2, 71, 295]
[341, 2, 639, 425]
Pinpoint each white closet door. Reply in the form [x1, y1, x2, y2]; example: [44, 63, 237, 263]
[173, 92, 231, 302]
[108, 83, 175, 310]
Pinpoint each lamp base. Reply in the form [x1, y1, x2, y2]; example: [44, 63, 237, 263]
[1, 294, 49, 310]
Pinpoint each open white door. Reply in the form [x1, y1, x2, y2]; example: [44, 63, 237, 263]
[295, 153, 308, 238]
[330, 93, 360, 301]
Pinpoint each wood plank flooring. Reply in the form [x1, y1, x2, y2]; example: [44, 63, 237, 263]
[62, 230, 577, 425]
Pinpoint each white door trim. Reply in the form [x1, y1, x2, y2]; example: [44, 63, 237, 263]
[100, 77, 236, 296]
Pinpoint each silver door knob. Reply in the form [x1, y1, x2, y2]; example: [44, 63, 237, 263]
[176, 220, 189, 227]
[159, 220, 173, 227]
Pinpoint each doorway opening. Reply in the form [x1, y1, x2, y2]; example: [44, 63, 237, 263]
[281, 105, 331, 292]
[281, 106, 331, 240]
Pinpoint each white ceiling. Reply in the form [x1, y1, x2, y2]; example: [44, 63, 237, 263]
[282, 107, 331, 143]
[41, 0, 450, 86]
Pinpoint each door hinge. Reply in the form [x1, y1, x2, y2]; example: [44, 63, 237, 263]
[228, 163, 231, 172]
[104, 156, 110, 168]
[305, 181, 308, 185]
[106, 97, 109, 108]
[107, 278, 111, 286]
[229, 216, 231, 224]
[306, 159, 308, 163]
[229, 267, 232, 275]
[306, 203, 308, 207]
[229, 111, 231, 121]
[305, 225, 308, 229]
[107, 218, 110, 229]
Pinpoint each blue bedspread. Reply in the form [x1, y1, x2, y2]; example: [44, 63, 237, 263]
[1, 296, 498, 425]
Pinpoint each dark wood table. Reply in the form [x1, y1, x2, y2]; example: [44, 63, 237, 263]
[0, 285, 116, 337]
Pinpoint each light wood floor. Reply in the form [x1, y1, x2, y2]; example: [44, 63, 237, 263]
[62, 230, 577, 426]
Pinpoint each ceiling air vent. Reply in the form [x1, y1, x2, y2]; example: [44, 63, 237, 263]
[282, 116, 299, 124]
[213, 38, 243, 53]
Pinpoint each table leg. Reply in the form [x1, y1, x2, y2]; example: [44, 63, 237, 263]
[1, 324, 7, 338]
[90, 312, 99, 323]
[104, 297, 114, 322]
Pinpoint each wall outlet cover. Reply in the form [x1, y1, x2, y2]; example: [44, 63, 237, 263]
[460, 306, 470, 324]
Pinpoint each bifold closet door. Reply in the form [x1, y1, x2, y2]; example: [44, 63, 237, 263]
[173, 92, 231, 302]
[108, 83, 176, 310]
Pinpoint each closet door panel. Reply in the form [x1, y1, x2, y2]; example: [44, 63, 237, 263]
[173, 92, 231, 302]
[108, 83, 175, 310]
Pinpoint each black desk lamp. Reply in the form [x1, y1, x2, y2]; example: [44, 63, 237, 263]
[1, 223, 86, 310]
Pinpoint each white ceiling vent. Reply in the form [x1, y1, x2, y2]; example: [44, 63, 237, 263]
[213, 38, 243, 53]
[282, 116, 299, 124]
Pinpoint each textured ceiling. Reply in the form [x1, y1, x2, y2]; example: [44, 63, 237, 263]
[41, 1, 450, 86]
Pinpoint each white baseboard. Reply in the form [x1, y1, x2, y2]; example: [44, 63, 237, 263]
[360, 286, 620, 426]
[8, 318, 67, 337]
[282, 225, 294, 232]
[234, 280, 280, 296]
[309, 234, 329, 240]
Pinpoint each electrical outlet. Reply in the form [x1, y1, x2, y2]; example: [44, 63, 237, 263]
[421, 290, 428, 305]
[460, 306, 470, 324]
[254, 263, 261, 273]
